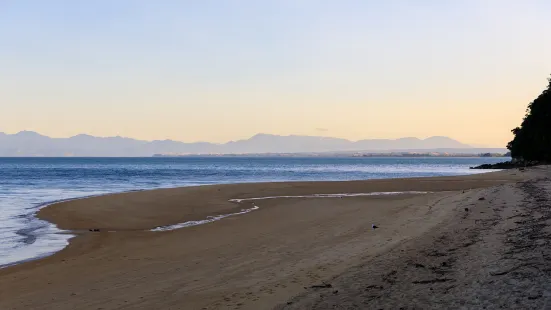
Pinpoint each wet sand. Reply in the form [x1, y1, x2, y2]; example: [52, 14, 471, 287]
[0, 169, 539, 309]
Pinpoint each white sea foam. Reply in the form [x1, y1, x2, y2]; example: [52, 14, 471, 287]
[0, 194, 106, 269]
[151, 206, 260, 232]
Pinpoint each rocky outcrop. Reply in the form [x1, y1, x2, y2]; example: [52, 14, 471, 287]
[471, 160, 541, 169]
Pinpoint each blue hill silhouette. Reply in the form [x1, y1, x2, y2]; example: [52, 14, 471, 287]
[0, 131, 505, 157]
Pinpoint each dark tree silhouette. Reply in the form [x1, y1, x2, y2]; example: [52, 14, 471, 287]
[507, 75, 551, 161]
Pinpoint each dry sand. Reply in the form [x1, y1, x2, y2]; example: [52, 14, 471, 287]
[0, 168, 546, 310]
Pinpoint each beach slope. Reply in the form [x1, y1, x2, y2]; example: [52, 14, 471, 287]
[0, 169, 541, 309]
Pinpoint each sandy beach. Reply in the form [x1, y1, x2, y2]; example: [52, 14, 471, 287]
[0, 168, 547, 309]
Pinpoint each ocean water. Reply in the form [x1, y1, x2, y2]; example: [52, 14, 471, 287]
[0, 156, 506, 267]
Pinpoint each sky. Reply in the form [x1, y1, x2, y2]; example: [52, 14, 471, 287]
[1, 1, 550, 147]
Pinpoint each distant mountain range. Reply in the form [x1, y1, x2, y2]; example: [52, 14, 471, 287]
[0, 131, 506, 157]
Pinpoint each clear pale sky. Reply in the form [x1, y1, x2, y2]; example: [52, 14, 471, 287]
[1, 1, 550, 146]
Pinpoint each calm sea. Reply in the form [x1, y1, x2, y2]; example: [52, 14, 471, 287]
[0, 156, 506, 267]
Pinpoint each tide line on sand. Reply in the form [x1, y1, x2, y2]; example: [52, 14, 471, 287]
[228, 191, 430, 203]
[150, 191, 429, 232]
[151, 206, 260, 232]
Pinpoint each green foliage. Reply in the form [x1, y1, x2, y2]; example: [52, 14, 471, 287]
[507, 75, 551, 161]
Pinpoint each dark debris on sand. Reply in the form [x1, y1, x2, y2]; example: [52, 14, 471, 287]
[277, 174, 551, 309]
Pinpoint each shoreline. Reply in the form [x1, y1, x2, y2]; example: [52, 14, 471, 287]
[0, 168, 533, 309]
[0, 176, 463, 269]
[1, 172, 492, 269]
[3, 189, 432, 269]
[36, 171, 507, 231]
[0, 190, 150, 269]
